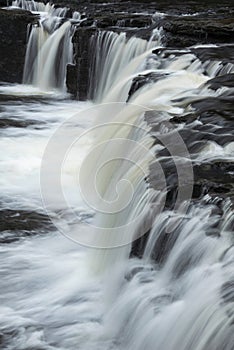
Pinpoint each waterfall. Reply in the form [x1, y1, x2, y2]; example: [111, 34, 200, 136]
[82, 31, 162, 272]
[12, 0, 78, 91]
[86, 31, 209, 272]
[85, 104, 160, 273]
[26, 21, 72, 90]
[1, 2, 234, 349]
[89, 29, 162, 101]
[82, 31, 234, 349]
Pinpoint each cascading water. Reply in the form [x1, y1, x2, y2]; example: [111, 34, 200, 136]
[12, 0, 78, 90]
[1, 2, 234, 349]
[81, 31, 234, 349]
[79, 31, 164, 271]
[89, 29, 162, 101]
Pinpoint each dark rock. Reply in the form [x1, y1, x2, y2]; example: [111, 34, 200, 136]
[66, 64, 78, 97]
[0, 209, 55, 243]
[0, 209, 53, 232]
[80, 13, 153, 29]
[221, 280, 234, 304]
[53, 0, 234, 18]
[206, 74, 234, 90]
[0, 9, 37, 83]
[0, 0, 8, 6]
[131, 230, 150, 259]
[68, 26, 97, 100]
[160, 17, 234, 48]
[145, 77, 234, 209]
[0, 117, 45, 129]
[191, 45, 234, 64]
[128, 72, 168, 101]
[191, 93, 234, 121]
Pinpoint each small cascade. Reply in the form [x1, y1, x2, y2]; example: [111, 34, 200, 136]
[89, 29, 162, 101]
[26, 21, 72, 90]
[12, 0, 50, 12]
[12, 0, 79, 91]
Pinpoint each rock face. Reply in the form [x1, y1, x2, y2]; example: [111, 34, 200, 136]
[0, 9, 37, 83]
[66, 27, 97, 100]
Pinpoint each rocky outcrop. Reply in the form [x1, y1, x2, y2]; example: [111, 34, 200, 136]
[0, 9, 37, 83]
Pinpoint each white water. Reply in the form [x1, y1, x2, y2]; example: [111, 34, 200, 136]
[89, 29, 162, 101]
[12, 0, 77, 91]
[1, 12, 234, 350]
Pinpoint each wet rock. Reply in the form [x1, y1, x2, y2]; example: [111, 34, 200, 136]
[206, 74, 234, 90]
[69, 26, 97, 100]
[160, 17, 234, 48]
[0, 209, 55, 243]
[150, 125, 234, 203]
[131, 231, 150, 259]
[0, 92, 59, 104]
[0, 209, 53, 232]
[80, 13, 153, 29]
[0, 9, 37, 83]
[192, 93, 234, 116]
[191, 45, 234, 64]
[221, 280, 234, 304]
[66, 64, 78, 97]
[0, 117, 45, 129]
[128, 73, 168, 101]
[54, 0, 234, 18]
[146, 79, 234, 209]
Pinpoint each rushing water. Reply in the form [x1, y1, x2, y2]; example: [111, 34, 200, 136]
[1, 1, 234, 349]
[89, 29, 162, 101]
[12, 0, 79, 90]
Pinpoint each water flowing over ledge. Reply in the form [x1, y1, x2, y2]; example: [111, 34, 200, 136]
[13, 0, 78, 90]
[0, 1, 234, 349]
